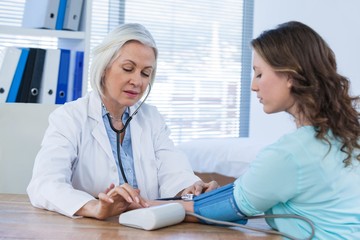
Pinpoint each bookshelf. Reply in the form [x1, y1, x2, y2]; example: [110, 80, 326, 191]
[0, 26, 85, 39]
[0, 0, 92, 103]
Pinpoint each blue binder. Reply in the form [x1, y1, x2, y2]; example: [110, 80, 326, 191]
[55, 0, 68, 30]
[55, 49, 70, 104]
[6, 48, 30, 102]
[72, 51, 84, 100]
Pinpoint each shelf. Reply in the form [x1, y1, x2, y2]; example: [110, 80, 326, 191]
[0, 0, 91, 101]
[0, 25, 85, 40]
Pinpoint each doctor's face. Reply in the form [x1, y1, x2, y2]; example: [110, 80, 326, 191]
[103, 41, 155, 107]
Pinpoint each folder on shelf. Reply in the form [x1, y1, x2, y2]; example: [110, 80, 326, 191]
[7, 48, 30, 103]
[55, 49, 70, 104]
[16, 48, 46, 103]
[27, 48, 46, 103]
[63, 0, 84, 31]
[39, 49, 61, 104]
[66, 50, 76, 102]
[0, 47, 22, 103]
[16, 48, 37, 102]
[55, 0, 68, 30]
[22, 0, 61, 30]
[72, 51, 84, 101]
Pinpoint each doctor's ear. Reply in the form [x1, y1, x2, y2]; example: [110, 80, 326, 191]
[100, 77, 105, 89]
[101, 73, 107, 85]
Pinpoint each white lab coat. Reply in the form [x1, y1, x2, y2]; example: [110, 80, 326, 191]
[27, 91, 199, 217]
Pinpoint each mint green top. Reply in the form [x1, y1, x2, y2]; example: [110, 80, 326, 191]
[234, 126, 360, 239]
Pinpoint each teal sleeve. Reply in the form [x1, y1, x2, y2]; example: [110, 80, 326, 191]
[233, 145, 299, 215]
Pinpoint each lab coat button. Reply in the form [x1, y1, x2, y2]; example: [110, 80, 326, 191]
[112, 166, 117, 172]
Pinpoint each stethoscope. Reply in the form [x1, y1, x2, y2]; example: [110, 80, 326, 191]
[104, 83, 152, 184]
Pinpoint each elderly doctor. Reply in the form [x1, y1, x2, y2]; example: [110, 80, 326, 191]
[27, 23, 218, 220]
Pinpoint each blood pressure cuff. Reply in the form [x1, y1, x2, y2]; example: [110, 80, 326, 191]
[193, 183, 248, 225]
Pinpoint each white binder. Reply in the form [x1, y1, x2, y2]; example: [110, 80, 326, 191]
[0, 47, 22, 103]
[63, 0, 84, 31]
[39, 49, 61, 104]
[22, 0, 61, 29]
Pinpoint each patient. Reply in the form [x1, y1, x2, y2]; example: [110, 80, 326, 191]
[136, 21, 360, 239]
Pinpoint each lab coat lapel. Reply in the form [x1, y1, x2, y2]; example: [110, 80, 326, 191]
[130, 105, 143, 164]
[88, 92, 114, 161]
[129, 105, 148, 195]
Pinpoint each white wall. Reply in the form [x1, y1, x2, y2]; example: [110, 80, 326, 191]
[249, 0, 360, 144]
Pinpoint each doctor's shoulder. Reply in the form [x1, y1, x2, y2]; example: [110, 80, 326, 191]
[49, 94, 90, 127]
[134, 102, 166, 123]
[133, 101, 158, 116]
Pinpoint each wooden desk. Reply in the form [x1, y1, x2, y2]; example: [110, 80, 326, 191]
[0, 194, 280, 239]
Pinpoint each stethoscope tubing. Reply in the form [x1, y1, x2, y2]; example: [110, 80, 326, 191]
[105, 83, 152, 184]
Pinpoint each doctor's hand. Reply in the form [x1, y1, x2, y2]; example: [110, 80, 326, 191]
[75, 183, 149, 220]
[182, 180, 219, 196]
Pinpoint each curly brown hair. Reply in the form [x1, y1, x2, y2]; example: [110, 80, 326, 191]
[251, 21, 360, 167]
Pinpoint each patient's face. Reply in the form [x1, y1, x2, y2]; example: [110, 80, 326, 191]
[251, 51, 296, 115]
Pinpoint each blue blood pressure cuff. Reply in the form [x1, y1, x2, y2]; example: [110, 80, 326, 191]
[193, 183, 247, 225]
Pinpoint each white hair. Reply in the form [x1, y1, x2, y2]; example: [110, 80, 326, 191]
[90, 23, 158, 96]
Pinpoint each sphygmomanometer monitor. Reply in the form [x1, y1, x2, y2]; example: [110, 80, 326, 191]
[119, 203, 185, 230]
